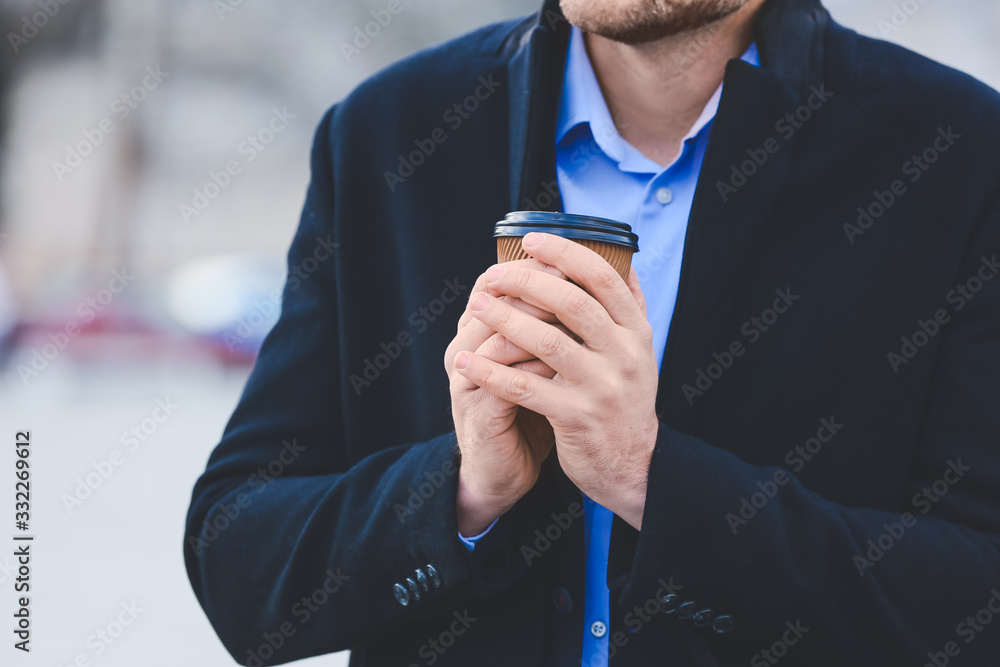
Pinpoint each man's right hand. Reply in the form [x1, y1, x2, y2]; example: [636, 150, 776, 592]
[444, 259, 565, 536]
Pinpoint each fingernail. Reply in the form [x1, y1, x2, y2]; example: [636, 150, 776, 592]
[455, 352, 470, 370]
[485, 265, 505, 283]
[523, 233, 544, 248]
[471, 294, 490, 311]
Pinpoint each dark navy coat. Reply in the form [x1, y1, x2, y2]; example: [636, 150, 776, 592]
[185, 0, 1000, 664]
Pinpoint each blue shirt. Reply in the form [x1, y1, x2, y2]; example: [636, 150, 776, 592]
[463, 26, 759, 665]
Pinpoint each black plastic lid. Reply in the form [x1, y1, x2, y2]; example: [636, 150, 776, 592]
[494, 211, 639, 251]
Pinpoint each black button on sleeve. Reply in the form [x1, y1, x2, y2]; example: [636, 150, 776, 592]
[393, 583, 410, 606]
[692, 609, 714, 627]
[677, 601, 698, 620]
[712, 615, 736, 634]
[660, 594, 681, 614]
[405, 577, 421, 602]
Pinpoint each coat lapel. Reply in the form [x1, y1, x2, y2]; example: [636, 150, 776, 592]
[654, 0, 829, 428]
[507, 0, 569, 213]
[655, 62, 803, 427]
[505, 0, 830, 431]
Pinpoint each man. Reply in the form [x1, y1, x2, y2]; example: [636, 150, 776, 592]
[184, 0, 1000, 664]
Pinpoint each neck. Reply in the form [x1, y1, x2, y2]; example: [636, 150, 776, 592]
[583, 0, 766, 167]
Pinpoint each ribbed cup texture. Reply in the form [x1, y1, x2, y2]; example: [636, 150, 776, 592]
[497, 236, 634, 282]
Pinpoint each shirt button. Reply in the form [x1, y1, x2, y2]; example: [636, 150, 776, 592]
[655, 187, 674, 204]
[590, 621, 607, 638]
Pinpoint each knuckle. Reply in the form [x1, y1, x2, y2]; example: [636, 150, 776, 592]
[560, 409, 586, 431]
[514, 267, 533, 290]
[507, 371, 530, 400]
[478, 362, 496, 388]
[536, 328, 565, 358]
[573, 316, 598, 340]
[564, 290, 591, 318]
[637, 323, 654, 347]
[552, 237, 571, 257]
[591, 266, 620, 290]
[496, 294, 517, 311]
[620, 355, 641, 380]
[514, 359, 546, 376]
[492, 302, 514, 330]
[617, 340, 643, 369]
[489, 334, 510, 356]
[469, 279, 486, 303]
[600, 377, 625, 403]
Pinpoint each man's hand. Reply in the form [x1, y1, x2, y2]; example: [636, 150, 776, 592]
[453, 233, 658, 530]
[445, 258, 566, 537]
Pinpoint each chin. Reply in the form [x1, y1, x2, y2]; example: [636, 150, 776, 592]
[559, 0, 749, 44]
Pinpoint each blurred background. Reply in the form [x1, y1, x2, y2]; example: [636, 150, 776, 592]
[0, 0, 996, 665]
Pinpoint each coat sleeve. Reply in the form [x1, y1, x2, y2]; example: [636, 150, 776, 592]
[183, 106, 559, 665]
[609, 199, 1000, 664]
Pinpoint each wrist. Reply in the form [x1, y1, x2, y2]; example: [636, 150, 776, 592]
[612, 478, 648, 531]
[600, 417, 657, 530]
[455, 468, 518, 537]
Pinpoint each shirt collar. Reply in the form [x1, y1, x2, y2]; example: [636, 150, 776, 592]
[556, 26, 760, 170]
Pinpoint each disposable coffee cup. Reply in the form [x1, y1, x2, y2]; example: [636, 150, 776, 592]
[494, 211, 639, 281]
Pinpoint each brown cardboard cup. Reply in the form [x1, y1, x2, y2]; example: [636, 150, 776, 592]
[493, 212, 639, 282]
